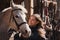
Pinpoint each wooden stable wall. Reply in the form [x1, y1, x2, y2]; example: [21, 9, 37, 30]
[0, 0, 24, 11]
[24, 0, 31, 16]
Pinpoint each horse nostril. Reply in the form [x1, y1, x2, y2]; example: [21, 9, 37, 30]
[25, 30, 28, 33]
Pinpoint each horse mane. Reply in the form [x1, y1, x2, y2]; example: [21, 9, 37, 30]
[2, 7, 12, 13]
[1, 5, 27, 13]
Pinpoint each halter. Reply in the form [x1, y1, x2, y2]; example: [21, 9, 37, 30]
[10, 9, 27, 29]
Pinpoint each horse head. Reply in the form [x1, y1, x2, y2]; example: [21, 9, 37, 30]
[10, 0, 31, 38]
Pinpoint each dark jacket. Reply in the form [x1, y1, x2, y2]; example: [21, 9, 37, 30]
[28, 24, 45, 40]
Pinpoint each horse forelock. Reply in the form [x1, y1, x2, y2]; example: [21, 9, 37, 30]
[13, 4, 28, 13]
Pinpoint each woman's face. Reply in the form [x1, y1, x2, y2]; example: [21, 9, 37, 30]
[28, 16, 39, 26]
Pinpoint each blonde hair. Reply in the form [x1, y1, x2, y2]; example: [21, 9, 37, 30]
[30, 15, 43, 28]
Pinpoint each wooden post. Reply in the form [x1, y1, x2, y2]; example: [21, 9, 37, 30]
[30, 0, 34, 15]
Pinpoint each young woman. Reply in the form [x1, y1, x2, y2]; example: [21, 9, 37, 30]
[28, 14, 46, 40]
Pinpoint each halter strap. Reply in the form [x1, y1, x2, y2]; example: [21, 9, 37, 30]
[12, 10, 26, 29]
[12, 9, 21, 12]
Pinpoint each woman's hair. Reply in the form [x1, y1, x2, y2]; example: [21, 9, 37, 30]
[35, 17, 42, 26]
[30, 15, 42, 28]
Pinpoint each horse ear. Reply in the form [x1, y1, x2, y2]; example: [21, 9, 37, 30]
[10, 0, 15, 8]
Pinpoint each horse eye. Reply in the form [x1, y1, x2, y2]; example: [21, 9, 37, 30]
[15, 15, 19, 18]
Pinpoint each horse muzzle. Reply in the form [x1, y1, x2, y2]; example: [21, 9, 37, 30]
[21, 29, 31, 38]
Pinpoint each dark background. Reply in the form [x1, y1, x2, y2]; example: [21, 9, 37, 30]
[0, 0, 24, 11]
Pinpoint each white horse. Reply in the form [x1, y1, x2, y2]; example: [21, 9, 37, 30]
[0, 0, 31, 40]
